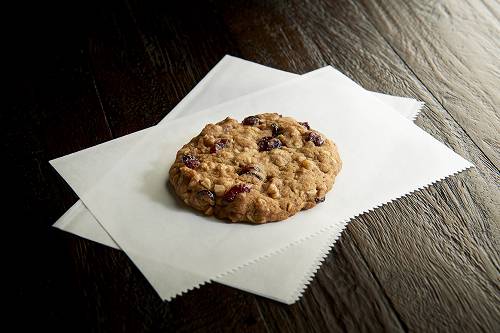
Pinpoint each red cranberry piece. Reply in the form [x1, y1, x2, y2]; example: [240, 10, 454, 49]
[299, 122, 310, 130]
[315, 197, 325, 203]
[242, 115, 260, 126]
[223, 184, 251, 202]
[305, 132, 324, 146]
[258, 136, 282, 151]
[238, 165, 263, 180]
[182, 154, 200, 169]
[271, 123, 282, 137]
[197, 190, 215, 206]
[210, 138, 229, 154]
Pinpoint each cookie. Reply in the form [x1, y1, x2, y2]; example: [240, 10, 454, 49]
[168, 113, 342, 223]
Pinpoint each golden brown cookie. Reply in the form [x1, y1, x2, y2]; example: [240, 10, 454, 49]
[168, 113, 342, 223]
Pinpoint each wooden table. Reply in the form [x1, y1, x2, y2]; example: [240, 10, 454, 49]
[7, 0, 499, 331]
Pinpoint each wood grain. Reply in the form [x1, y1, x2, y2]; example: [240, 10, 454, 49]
[6, 2, 114, 331]
[359, 0, 500, 169]
[256, 235, 406, 332]
[216, 0, 500, 331]
[87, 0, 239, 136]
[8, 0, 499, 331]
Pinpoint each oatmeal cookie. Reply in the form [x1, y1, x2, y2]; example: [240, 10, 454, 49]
[168, 113, 342, 223]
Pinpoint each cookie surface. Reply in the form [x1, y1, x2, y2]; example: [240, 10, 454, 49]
[168, 113, 342, 223]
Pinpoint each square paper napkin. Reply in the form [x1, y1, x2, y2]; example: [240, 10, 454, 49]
[53, 56, 425, 303]
[51, 59, 472, 303]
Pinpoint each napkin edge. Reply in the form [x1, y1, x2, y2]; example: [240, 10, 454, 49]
[161, 100, 431, 304]
[285, 163, 474, 304]
[286, 99, 426, 303]
[412, 101, 426, 121]
[163, 280, 210, 302]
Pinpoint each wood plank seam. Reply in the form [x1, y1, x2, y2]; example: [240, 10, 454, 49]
[352, 225, 410, 331]
[253, 299, 272, 333]
[86, 47, 115, 139]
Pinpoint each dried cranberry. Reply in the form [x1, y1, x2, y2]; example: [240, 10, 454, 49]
[242, 115, 260, 126]
[238, 165, 263, 180]
[299, 122, 310, 130]
[182, 154, 200, 169]
[305, 132, 324, 146]
[210, 138, 229, 154]
[223, 184, 251, 202]
[258, 136, 282, 151]
[315, 197, 325, 203]
[197, 190, 215, 206]
[271, 123, 282, 137]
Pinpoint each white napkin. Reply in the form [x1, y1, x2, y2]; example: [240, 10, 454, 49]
[53, 56, 424, 303]
[50, 61, 472, 302]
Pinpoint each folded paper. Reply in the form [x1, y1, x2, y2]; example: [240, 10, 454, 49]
[51, 63, 472, 302]
[53, 57, 424, 303]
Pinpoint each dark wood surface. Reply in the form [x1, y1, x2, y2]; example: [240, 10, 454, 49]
[7, 0, 499, 332]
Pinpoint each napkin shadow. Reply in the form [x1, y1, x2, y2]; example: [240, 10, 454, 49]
[138, 158, 227, 224]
